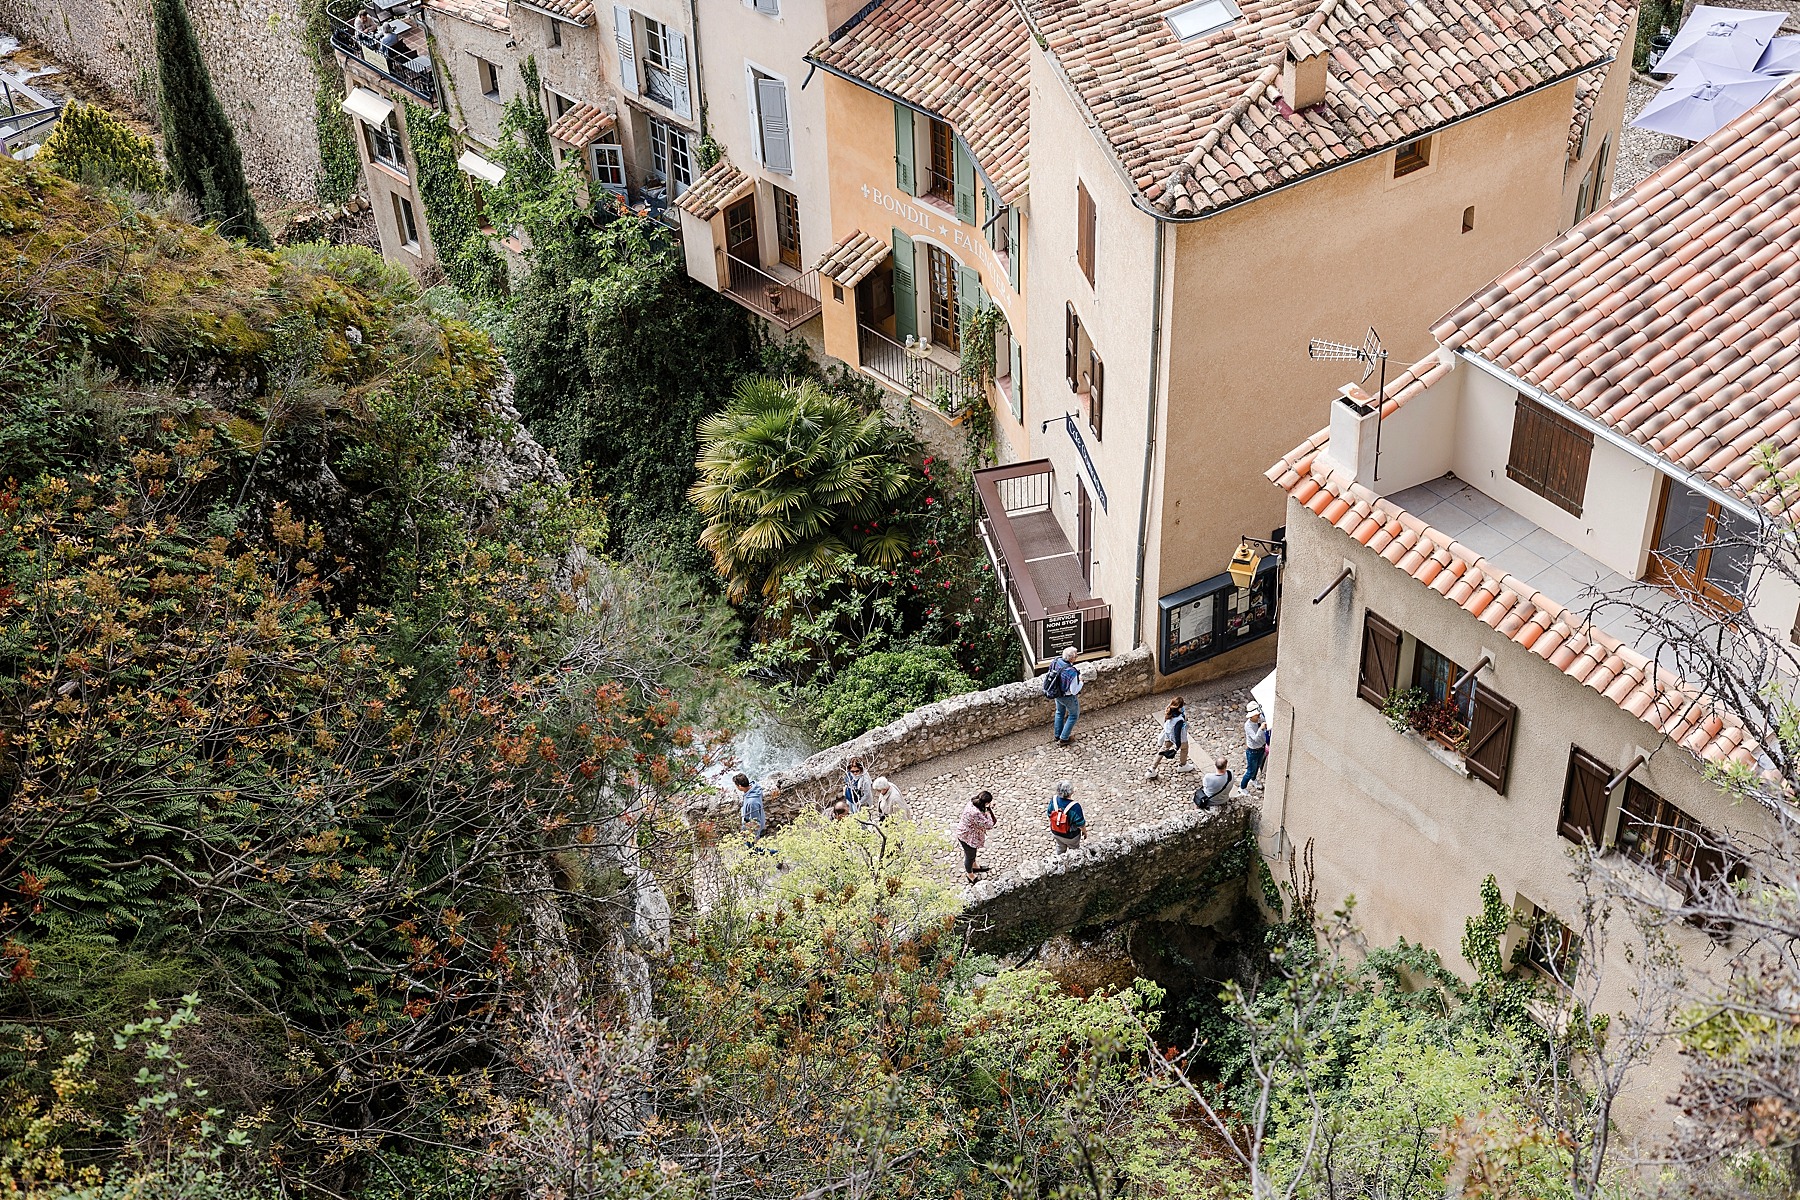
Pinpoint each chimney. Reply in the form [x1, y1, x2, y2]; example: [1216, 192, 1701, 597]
[1280, 31, 1330, 112]
[1325, 384, 1380, 488]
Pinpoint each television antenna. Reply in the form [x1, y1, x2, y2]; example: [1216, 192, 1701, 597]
[1309, 328, 1389, 481]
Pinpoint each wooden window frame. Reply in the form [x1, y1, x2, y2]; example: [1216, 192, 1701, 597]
[1087, 349, 1104, 440]
[1647, 478, 1751, 614]
[476, 57, 502, 100]
[392, 193, 420, 251]
[1615, 779, 1723, 897]
[927, 243, 959, 353]
[1519, 903, 1581, 982]
[1506, 392, 1593, 515]
[1393, 136, 1431, 178]
[774, 186, 802, 270]
[927, 118, 955, 201]
[1076, 180, 1096, 286]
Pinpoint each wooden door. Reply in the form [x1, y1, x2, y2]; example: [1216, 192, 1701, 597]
[927, 244, 959, 351]
[724, 197, 757, 263]
[1077, 475, 1092, 587]
[1648, 476, 1750, 612]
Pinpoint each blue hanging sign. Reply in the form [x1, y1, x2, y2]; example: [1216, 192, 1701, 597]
[1063, 414, 1107, 511]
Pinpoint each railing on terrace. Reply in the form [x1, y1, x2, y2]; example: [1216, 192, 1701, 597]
[973, 461, 1111, 668]
[725, 255, 821, 330]
[327, 0, 437, 103]
[858, 324, 979, 417]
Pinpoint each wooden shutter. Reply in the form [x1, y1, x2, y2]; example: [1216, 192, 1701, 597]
[955, 261, 980, 336]
[1464, 683, 1517, 793]
[1076, 180, 1095, 285]
[891, 228, 916, 341]
[1007, 204, 1021, 292]
[1088, 350, 1104, 439]
[613, 5, 638, 95]
[667, 28, 690, 118]
[1558, 748, 1611, 844]
[1506, 393, 1593, 516]
[953, 137, 977, 224]
[1009, 339, 1023, 421]
[1356, 610, 1401, 706]
[893, 104, 916, 195]
[757, 77, 792, 173]
[1064, 303, 1078, 391]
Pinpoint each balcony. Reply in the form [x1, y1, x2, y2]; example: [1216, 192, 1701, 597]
[724, 255, 821, 331]
[974, 461, 1112, 668]
[328, 0, 437, 104]
[858, 324, 980, 423]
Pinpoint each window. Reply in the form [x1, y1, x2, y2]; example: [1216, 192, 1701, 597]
[1357, 610, 1516, 792]
[1393, 136, 1431, 177]
[1519, 903, 1581, 982]
[1462, 205, 1476, 233]
[1575, 134, 1611, 222]
[392, 193, 419, 250]
[1648, 481, 1755, 609]
[1076, 180, 1096, 286]
[549, 17, 562, 47]
[984, 184, 1008, 255]
[647, 115, 692, 195]
[476, 56, 501, 99]
[1558, 747, 1612, 845]
[1086, 349, 1104, 439]
[927, 243, 959, 352]
[751, 70, 793, 174]
[1616, 780, 1736, 896]
[927, 118, 955, 201]
[545, 88, 574, 120]
[1413, 642, 1474, 723]
[1166, 0, 1239, 39]
[363, 111, 406, 172]
[639, 16, 690, 116]
[1064, 302, 1100, 431]
[589, 142, 626, 192]
[752, 0, 780, 12]
[1505, 392, 1593, 516]
[774, 186, 801, 270]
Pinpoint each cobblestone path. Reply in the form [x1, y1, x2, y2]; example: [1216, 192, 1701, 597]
[886, 668, 1264, 883]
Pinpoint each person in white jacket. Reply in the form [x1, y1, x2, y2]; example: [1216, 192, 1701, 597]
[1143, 696, 1197, 781]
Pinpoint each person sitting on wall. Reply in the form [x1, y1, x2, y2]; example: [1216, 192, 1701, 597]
[1194, 758, 1233, 809]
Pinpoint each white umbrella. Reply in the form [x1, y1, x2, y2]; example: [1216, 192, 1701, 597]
[1632, 61, 1782, 140]
[1756, 35, 1800, 74]
[1656, 4, 1787, 74]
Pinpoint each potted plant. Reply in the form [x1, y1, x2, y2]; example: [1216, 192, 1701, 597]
[1413, 697, 1471, 752]
[765, 282, 784, 311]
[1380, 686, 1427, 734]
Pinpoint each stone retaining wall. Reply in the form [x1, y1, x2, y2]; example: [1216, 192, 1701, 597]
[960, 799, 1254, 952]
[767, 647, 1156, 821]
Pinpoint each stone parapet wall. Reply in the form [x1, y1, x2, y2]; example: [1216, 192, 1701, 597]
[962, 799, 1253, 952]
[0, 0, 323, 202]
[767, 647, 1156, 821]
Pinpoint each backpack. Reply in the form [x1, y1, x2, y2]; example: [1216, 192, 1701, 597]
[842, 772, 863, 812]
[1048, 797, 1074, 836]
[1041, 666, 1067, 698]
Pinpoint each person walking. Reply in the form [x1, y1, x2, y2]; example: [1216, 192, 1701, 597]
[1143, 697, 1195, 781]
[871, 776, 909, 820]
[842, 758, 873, 812]
[1194, 757, 1233, 808]
[1046, 779, 1086, 853]
[1044, 646, 1084, 744]
[1243, 704, 1271, 791]
[735, 772, 774, 854]
[954, 790, 997, 883]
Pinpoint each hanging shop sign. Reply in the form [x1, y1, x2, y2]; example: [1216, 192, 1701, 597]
[1062, 414, 1106, 511]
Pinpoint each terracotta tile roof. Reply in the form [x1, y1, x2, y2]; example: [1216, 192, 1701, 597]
[1267, 437, 1758, 767]
[1021, 0, 1630, 216]
[1567, 71, 1598, 159]
[808, 0, 1029, 202]
[674, 159, 751, 220]
[516, 0, 592, 26]
[814, 230, 891, 286]
[546, 103, 614, 147]
[1435, 82, 1800, 518]
[425, 0, 508, 31]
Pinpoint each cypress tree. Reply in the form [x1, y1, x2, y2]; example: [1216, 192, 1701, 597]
[151, 0, 271, 248]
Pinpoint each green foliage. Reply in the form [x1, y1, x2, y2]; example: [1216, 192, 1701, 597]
[36, 102, 163, 193]
[151, 0, 269, 247]
[690, 375, 916, 601]
[1634, 0, 1680, 69]
[807, 645, 976, 743]
[404, 102, 508, 303]
[299, 0, 363, 208]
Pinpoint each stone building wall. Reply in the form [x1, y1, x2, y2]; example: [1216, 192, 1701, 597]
[0, 0, 324, 202]
[766, 647, 1156, 821]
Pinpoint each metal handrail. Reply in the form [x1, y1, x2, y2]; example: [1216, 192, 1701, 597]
[326, 0, 437, 103]
[724, 254, 821, 330]
[857, 324, 975, 413]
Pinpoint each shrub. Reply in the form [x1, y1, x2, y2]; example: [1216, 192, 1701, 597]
[36, 101, 163, 193]
[807, 645, 976, 743]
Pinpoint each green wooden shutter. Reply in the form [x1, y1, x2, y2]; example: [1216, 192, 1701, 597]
[1007, 204, 1021, 292]
[891, 228, 916, 341]
[953, 138, 976, 224]
[893, 104, 916, 196]
[1008, 338, 1023, 421]
[955, 261, 980, 335]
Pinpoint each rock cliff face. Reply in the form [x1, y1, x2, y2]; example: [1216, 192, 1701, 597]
[0, 0, 324, 201]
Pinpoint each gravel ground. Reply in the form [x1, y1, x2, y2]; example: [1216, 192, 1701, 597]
[1614, 77, 1692, 197]
[887, 669, 1264, 884]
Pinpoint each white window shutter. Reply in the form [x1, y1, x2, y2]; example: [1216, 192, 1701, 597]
[753, 0, 779, 12]
[668, 29, 691, 118]
[613, 6, 638, 95]
[757, 77, 792, 174]
[746, 66, 762, 166]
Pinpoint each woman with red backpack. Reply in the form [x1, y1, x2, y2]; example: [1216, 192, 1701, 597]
[1046, 779, 1086, 853]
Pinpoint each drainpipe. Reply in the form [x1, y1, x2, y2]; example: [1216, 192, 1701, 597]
[1130, 218, 1167, 650]
[688, 0, 706, 136]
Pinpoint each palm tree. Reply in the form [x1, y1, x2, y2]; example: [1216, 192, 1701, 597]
[690, 377, 915, 601]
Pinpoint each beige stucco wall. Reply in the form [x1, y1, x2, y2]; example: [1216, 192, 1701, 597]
[344, 67, 436, 274]
[1266, 494, 1769, 1134]
[1561, 45, 1633, 224]
[1153, 79, 1589, 673]
[430, 11, 518, 150]
[609, 0, 695, 184]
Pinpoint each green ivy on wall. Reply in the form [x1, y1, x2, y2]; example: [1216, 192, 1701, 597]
[299, 0, 362, 207]
[403, 100, 509, 303]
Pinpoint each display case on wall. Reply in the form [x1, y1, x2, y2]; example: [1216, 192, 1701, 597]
[1157, 554, 1279, 675]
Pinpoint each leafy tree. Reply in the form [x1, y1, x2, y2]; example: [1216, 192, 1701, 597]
[690, 375, 915, 601]
[808, 645, 976, 743]
[150, 0, 269, 247]
[35, 102, 163, 193]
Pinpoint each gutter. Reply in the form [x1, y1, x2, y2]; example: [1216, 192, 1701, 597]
[1453, 350, 1768, 527]
[1131, 218, 1167, 649]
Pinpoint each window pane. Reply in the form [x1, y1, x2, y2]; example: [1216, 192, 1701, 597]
[1707, 505, 1755, 597]
[1656, 485, 1711, 575]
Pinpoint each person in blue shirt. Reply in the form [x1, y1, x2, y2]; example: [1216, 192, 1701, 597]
[734, 772, 774, 853]
[1048, 646, 1083, 744]
[1046, 779, 1086, 853]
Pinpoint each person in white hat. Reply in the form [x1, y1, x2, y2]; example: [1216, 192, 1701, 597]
[1242, 703, 1271, 790]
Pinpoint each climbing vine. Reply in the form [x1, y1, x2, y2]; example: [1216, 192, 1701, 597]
[954, 303, 1005, 461]
[403, 100, 509, 303]
[299, 0, 362, 207]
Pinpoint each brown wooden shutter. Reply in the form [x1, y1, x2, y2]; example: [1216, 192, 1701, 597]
[1505, 393, 1593, 516]
[1076, 180, 1095, 286]
[1356, 610, 1401, 706]
[1089, 351, 1104, 439]
[1558, 748, 1611, 844]
[1065, 303, 1078, 391]
[1464, 684, 1517, 793]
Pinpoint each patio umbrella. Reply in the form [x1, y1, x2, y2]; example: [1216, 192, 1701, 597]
[1756, 35, 1800, 74]
[1632, 61, 1783, 140]
[1656, 5, 1787, 73]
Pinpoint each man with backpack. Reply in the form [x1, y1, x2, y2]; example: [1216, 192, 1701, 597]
[1046, 779, 1086, 852]
[1042, 646, 1084, 745]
